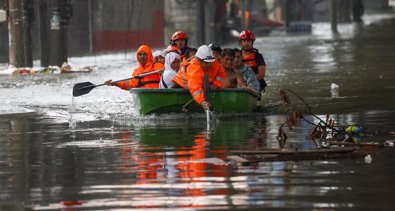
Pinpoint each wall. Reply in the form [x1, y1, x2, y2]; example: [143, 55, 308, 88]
[164, 0, 198, 48]
[91, 0, 164, 52]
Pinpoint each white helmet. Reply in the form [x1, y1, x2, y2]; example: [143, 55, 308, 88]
[195, 45, 215, 63]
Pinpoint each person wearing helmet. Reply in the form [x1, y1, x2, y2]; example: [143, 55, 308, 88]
[105, 45, 162, 89]
[239, 30, 267, 92]
[170, 31, 189, 56]
[208, 43, 222, 61]
[173, 45, 225, 110]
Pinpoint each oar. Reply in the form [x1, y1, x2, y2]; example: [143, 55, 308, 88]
[72, 70, 161, 97]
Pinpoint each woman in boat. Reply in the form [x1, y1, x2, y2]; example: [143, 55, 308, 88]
[153, 50, 165, 65]
[159, 52, 181, 88]
[105, 45, 163, 89]
[173, 45, 225, 110]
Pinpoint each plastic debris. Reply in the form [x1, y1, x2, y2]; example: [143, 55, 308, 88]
[385, 140, 394, 147]
[330, 83, 339, 98]
[364, 154, 372, 164]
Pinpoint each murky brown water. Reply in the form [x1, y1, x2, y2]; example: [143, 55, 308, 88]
[1, 14, 395, 210]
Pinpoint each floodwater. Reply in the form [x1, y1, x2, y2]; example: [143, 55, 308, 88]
[1, 14, 395, 210]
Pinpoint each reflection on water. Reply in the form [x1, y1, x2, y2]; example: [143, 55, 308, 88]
[1, 112, 395, 210]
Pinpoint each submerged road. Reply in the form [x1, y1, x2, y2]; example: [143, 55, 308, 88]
[1, 13, 395, 210]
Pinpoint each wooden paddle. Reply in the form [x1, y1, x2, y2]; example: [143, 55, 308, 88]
[72, 70, 161, 97]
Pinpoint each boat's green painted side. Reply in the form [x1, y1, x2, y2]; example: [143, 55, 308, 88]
[130, 88, 261, 115]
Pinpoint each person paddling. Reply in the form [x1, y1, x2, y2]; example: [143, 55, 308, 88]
[105, 45, 162, 89]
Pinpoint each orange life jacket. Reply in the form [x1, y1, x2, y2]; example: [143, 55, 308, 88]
[116, 45, 162, 90]
[242, 51, 257, 72]
[173, 58, 225, 105]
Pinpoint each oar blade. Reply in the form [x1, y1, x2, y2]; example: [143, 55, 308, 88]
[72, 82, 95, 97]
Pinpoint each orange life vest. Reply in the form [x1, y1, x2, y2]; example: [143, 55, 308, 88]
[242, 51, 258, 73]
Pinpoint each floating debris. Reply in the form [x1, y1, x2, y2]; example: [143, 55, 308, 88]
[331, 83, 339, 98]
[364, 154, 372, 164]
[0, 62, 97, 75]
[385, 140, 394, 147]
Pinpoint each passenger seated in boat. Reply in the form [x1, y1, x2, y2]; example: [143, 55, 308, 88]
[185, 47, 197, 61]
[220, 48, 253, 91]
[181, 47, 197, 68]
[105, 45, 162, 89]
[159, 52, 181, 88]
[173, 45, 225, 110]
[209, 43, 222, 61]
[153, 50, 165, 65]
[233, 48, 260, 92]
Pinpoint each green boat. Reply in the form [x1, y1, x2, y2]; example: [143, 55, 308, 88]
[130, 88, 261, 115]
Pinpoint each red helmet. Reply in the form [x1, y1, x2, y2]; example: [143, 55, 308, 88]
[171, 31, 188, 41]
[239, 30, 255, 41]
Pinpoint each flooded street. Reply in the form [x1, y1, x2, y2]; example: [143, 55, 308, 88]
[1, 14, 395, 210]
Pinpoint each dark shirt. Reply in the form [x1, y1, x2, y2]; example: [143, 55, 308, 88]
[242, 48, 266, 74]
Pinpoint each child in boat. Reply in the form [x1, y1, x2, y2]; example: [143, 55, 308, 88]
[159, 52, 181, 88]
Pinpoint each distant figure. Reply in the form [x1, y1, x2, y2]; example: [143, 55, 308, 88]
[233, 48, 260, 92]
[159, 52, 181, 89]
[173, 45, 225, 110]
[209, 43, 223, 61]
[220, 48, 248, 89]
[239, 30, 267, 92]
[353, 0, 364, 22]
[105, 45, 162, 89]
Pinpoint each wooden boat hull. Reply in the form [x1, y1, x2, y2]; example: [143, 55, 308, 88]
[130, 88, 261, 115]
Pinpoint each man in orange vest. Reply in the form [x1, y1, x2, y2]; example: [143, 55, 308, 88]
[173, 45, 225, 110]
[239, 30, 267, 92]
[105, 45, 163, 89]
